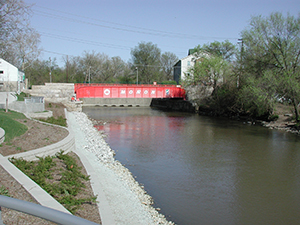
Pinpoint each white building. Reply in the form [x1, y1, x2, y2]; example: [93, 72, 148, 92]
[173, 50, 209, 84]
[0, 58, 25, 93]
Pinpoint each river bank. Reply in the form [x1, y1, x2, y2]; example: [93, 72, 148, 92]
[66, 111, 174, 225]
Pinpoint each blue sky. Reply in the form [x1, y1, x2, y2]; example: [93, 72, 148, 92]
[24, 0, 300, 67]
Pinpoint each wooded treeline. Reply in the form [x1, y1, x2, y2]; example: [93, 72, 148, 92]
[185, 13, 300, 121]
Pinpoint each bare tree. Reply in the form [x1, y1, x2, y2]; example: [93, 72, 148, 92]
[161, 52, 178, 81]
[0, 0, 40, 68]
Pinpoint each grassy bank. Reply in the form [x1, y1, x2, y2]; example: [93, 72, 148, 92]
[0, 109, 27, 143]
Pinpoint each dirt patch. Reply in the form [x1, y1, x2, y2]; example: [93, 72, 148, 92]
[0, 119, 69, 156]
[264, 103, 298, 131]
[0, 102, 102, 224]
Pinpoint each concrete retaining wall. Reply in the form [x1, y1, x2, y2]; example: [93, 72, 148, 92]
[0, 127, 5, 144]
[8, 101, 45, 114]
[151, 98, 195, 112]
[26, 83, 74, 103]
[6, 125, 75, 161]
[82, 98, 153, 107]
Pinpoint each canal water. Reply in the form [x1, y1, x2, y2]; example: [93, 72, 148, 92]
[83, 107, 300, 225]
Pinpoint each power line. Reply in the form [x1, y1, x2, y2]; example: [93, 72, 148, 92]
[40, 31, 131, 50]
[33, 5, 238, 41]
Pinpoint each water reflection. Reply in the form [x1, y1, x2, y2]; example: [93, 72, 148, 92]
[84, 107, 300, 225]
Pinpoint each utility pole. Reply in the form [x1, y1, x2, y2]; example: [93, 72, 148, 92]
[237, 38, 244, 88]
[89, 66, 91, 84]
[66, 55, 69, 83]
[137, 67, 138, 85]
[49, 57, 52, 83]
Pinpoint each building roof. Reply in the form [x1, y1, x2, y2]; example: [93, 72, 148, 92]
[188, 49, 197, 55]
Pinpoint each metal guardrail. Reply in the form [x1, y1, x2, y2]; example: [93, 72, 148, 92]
[24, 96, 44, 103]
[0, 195, 99, 225]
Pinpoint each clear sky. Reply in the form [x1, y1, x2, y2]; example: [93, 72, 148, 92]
[24, 0, 300, 67]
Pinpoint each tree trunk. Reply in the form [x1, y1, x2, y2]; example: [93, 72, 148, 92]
[5, 92, 8, 113]
[293, 98, 299, 122]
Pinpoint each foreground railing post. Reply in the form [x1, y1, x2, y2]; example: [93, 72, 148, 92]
[0, 206, 4, 225]
[0, 195, 99, 225]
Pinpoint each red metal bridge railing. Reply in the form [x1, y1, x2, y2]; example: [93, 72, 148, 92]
[74, 83, 185, 100]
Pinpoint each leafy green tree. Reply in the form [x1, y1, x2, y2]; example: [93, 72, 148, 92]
[195, 40, 236, 62]
[238, 71, 277, 118]
[131, 42, 162, 84]
[240, 12, 300, 121]
[187, 54, 229, 89]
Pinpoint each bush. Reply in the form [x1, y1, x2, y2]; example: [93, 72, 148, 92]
[39, 116, 67, 127]
[16, 92, 31, 101]
[10, 151, 97, 214]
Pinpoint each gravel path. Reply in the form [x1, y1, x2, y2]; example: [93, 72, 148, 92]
[66, 111, 174, 225]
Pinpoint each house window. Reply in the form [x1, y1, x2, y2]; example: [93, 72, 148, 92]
[0, 71, 3, 74]
[187, 61, 190, 66]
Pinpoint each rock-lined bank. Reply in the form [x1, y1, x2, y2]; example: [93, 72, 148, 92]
[67, 111, 174, 225]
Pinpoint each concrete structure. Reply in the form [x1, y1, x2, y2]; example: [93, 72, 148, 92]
[25, 83, 74, 103]
[8, 96, 45, 114]
[0, 127, 4, 144]
[82, 98, 153, 107]
[0, 92, 17, 109]
[0, 58, 25, 93]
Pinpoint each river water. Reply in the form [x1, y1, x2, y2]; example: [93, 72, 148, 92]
[83, 107, 300, 225]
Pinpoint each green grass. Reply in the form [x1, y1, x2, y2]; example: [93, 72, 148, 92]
[39, 116, 67, 127]
[0, 109, 28, 143]
[10, 151, 97, 214]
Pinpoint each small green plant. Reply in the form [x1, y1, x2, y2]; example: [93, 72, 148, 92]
[0, 185, 10, 197]
[48, 103, 52, 108]
[16, 92, 31, 101]
[10, 151, 97, 214]
[269, 114, 279, 121]
[16, 146, 22, 151]
[39, 116, 67, 127]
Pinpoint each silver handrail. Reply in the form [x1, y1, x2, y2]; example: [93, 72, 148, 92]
[0, 195, 99, 225]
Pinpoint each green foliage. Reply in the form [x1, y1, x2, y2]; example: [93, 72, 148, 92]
[197, 40, 236, 62]
[269, 114, 279, 121]
[240, 12, 300, 121]
[187, 54, 229, 88]
[131, 42, 163, 84]
[237, 71, 276, 119]
[16, 92, 31, 101]
[0, 109, 27, 143]
[158, 80, 177, 85]
[0, 185, 10, 197]
[10, 151, 97, 214]
[39, 116, 67, 127]
[205, 83, 240, 116]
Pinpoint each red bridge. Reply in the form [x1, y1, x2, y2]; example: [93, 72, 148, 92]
[75, 83, 185, 100]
